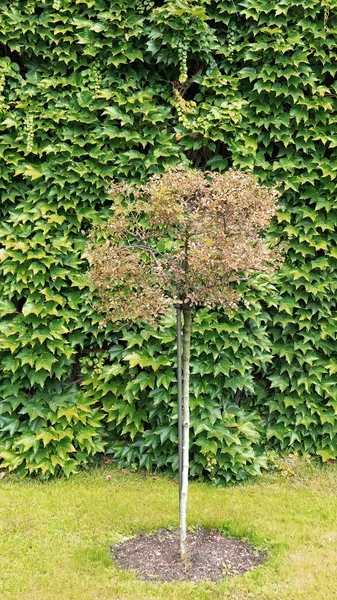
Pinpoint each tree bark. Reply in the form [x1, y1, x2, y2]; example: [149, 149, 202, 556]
[180, 307, 192, 561]
[176, 308, 183, 512]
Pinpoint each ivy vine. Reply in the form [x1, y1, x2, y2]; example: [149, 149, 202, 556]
[0, 0, 337, 476]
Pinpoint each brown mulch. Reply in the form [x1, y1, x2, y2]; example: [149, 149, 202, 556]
[112, 528, 265, 583]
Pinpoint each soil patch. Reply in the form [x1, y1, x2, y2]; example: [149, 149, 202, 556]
[112, 528, 265, 583]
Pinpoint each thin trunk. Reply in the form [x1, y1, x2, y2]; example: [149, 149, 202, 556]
[176, 307, 183, 512]
[180, 307, 192, 561]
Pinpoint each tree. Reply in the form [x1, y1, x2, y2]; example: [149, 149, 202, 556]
[87, 165, 281, 560]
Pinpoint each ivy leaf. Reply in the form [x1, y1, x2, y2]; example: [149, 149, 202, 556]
[15, 164, 45, 180]
[35, 353, 57, 372]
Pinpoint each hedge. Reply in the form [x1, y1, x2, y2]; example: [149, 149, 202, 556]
[0, 0, 336, 478]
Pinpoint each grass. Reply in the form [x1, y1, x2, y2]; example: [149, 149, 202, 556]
[0, 463, 337, 600]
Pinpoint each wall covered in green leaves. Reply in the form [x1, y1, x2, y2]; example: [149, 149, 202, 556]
[0, 0, 336, 478]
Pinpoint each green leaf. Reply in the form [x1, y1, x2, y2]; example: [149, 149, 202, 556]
[35, 353, 57, 372]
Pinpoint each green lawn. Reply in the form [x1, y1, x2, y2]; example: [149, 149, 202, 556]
[0, 464, 336, 600]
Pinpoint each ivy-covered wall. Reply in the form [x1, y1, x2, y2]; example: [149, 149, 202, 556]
[0, 0, 336, 478]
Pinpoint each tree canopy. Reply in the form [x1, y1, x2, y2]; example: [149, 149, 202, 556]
[87, 166, 281, 323]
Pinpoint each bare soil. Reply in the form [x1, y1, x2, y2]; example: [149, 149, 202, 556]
[112, 528, 265, 583]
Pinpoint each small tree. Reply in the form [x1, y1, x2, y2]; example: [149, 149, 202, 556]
[87, 166, 281, 560]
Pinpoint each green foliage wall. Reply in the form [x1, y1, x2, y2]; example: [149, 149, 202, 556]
[228, 0, 337, 464]
[0, 0, 336, 477]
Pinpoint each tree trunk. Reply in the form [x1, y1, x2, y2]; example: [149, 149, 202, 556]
[176, 308, 183, 511]
[180, 307, 192, 561]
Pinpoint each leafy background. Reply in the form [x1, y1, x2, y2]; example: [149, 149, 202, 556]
[0, 0, 336, 478]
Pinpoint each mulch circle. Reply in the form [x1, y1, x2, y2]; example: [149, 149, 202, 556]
[112, 528, 265, 583]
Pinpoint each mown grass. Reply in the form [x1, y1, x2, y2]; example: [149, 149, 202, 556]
[0, 462, 336, 600]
